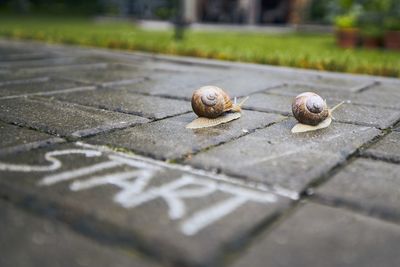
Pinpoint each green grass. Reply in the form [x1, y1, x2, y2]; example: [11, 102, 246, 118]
[1, 15, 399, 77]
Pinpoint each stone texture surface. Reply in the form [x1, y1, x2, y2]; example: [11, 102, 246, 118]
[231, 202, 400, 267]
[0, 56, 89, 69]
[362, 131, 400, 163]
[189, 119, 380, 192]
[88, 111, 285, 160]
[316, 158, 400, 221]
[0, 142, 290, 267]
[1, 39, 400, 267]
[285, 74, 377, 92]
[0, 77, 91, 98]
[49, 88, 192, 119]
[0, 121, 58, 151]
[0, 200, 160, 267]
[51, 63, 147, 87]
[0, 97, 148, 137]
[243, 93, 292, 115]
[119, 70, 229, 100]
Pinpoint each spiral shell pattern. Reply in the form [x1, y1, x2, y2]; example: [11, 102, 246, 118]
[191, 86, 233, 118]
[292, 92, 329, 126]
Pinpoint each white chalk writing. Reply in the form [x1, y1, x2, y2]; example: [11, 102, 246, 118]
[0, 144, 278, 235]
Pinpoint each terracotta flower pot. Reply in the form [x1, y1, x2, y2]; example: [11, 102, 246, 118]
[362, 36, 382, 49]
[384, 30, 400, 50]
[336, 28, 359, 48]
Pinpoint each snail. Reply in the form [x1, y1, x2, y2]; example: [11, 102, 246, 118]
[291, 92, 344, 133]
[186, 86, 248, 129]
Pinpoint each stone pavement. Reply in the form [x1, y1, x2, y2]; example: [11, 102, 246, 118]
[0, 39, 399, 267]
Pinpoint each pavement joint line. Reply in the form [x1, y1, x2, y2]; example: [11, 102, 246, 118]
[242, 106, 290, 116]
[224, 131, 396, 265]
[97, 49, 235, 70]
[343, 101, 400, 111]
[0, 52, 51, 60]
[358, 132, 400, 165]
[350, 80, 380, 93]
[297, 128, 386, 200]
[70, 120, 145, 139]
[0, 137, 66, 156]
[0, 98, 148, 141]
[145, 110, 192, 122]
[310, 195, 400, 228]
[0, 117, 60, 138]
[18, 62, 109, 74]
[0, 55, 78, 67]
[170, 116, 288, 162]
[0, 184, 172, 267]
[99, 77, 148, 87]
[222, 198, 309, 267]
[219, 204, 293, 267]
[0, 85, 97, 100]
[0, 76, 50, 86]
[264, 81, 379, 95]
[45, 92, 191, 121]
[75, 141, 299, 200]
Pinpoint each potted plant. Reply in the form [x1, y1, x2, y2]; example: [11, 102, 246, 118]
[335, 14, 359, 48]
[361, 25, 383, 48]
[384, 17, 400, 50]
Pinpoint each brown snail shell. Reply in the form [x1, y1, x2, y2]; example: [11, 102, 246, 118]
[292, 92, 329, 126]
[191, 86, 240, 119]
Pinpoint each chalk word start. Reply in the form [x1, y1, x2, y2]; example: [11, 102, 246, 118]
[0, 145, 277, 235]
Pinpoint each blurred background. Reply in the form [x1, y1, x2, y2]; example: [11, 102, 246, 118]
[0, 0, 399, 77]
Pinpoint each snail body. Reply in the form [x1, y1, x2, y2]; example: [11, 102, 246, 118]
[191, 86, 240, 118]
[187, 86, 247, 129]
[292, 92, 329, 126]
[291, 92, 344, 133]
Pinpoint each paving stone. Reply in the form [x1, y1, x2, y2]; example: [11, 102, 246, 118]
[0, 121, 63, 154]
[141, 58, 374, 92]
[288, 75, 376, 92]
[0, 57, 89, 69]
[0, 142, 290, 266]
[0, 77, 91, 98]
[51, 63, 147, 87]
[243, 93, 295, 115]
[120, 69, 225, 99]
[357, 83, 400, 110]
[231, 202, 400, 267]
[188, 119, 379, 192]
[88, 110, 285, 160]
[316, 158, 400, 222]
[140, 59, 233, 74]
[0, 72, 46, 83]
[0, 51, 56, 61]
[122, 69, 283, 100]
[49, 88, 191, 119]
[16, 62, 110, 77]
[362, 131, 400, 163]
[0, 200, 160, 267]
[0, 97, 148, 138]
[211, 70, 283, 97]
[331, 103, 400, 129]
